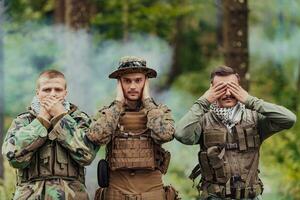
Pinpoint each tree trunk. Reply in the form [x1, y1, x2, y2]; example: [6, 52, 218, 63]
[222, 0, 249, 90]
[122, 0, 129, 42]
[65, 0, 91, 30]
[0, 0, 5, 180]
[54, 0, 65, 24]
[215, 0, 223, 48]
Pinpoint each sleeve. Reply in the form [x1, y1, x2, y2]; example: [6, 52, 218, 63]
[174, 96, 211, 145]
[143, 98, 175, 144]
[48, 111, 99, 166]
[245, 95, 297, 141]
[2, 115, 48, 169]
[86, 101, 123, 145]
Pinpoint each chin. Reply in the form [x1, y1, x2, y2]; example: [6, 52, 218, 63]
[127, 96, 140, 101]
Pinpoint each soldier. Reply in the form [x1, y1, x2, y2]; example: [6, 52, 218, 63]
[175, 66, 296, 200]
[87, 56, 179, 200]
[2, 70, 99, 200]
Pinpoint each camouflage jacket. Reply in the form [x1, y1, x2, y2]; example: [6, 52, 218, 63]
[87, 98, 175, 145]
[2, 104, 99, 200]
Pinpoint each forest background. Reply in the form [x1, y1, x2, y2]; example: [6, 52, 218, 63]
[0, 0, 299, 199]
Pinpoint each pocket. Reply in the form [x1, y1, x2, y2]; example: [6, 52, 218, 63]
[54, 143, 69, 176]
[38, 143, 52, 176]
[207, 147, 228, 183]
[203, 130, 226, 148]
[244, 127, 260, 148]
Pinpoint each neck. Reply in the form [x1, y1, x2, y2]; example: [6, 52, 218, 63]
[125, 99, 140, 110]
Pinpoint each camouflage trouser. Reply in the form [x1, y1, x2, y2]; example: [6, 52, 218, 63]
[202, 195, 262, 200]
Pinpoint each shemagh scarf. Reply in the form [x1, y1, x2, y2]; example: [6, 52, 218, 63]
[31, 96, 71, 115]
[210, 102, 245, 133]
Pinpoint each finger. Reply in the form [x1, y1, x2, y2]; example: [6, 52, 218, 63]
[43, 99, 55, 106]
[227, 84, 239, 93]
[212, 81, 225, 89]
[213, 82, 227, 91]
[214, 85, 227, 93]
[215, 89, 227, 98]
[228, 82, 241, 90]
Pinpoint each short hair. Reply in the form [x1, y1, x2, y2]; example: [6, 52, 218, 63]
[37, 69, 66, 88]
[210, 66, 240, 83]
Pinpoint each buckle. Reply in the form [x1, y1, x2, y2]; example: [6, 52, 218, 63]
[125, 194, 138, 200]
[231, 175, 242, 183]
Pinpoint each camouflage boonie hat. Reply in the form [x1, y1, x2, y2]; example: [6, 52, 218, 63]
[109, 56, 157, 79]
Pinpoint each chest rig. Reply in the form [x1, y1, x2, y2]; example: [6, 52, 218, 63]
[190, 109, 263, 199]
[17, 114, 85, 184]
[107, 110, 170, 174]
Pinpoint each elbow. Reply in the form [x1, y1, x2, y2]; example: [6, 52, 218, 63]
[174, 130, 194, 145]
[286, 113, 297, 129]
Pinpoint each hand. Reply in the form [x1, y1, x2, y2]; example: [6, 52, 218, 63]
[142, 78, 151, 100]
[41, 97, 66, 117]
[115, 80, 125, 103]
[38, 106, 51, 121]
[227, 82, 249, 103]
[202, 82, 227, 103]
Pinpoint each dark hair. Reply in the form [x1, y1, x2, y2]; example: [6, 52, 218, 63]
[37, 69, 66, 88]
[210, 66, 240, 83]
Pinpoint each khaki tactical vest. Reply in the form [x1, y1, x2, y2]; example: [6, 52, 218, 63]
[190, 109, 263, 199]
[17, 116, 85, 184]
[108, 110, 170, 174]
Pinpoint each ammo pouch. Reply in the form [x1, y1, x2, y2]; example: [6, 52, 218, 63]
[155, 145, 171, 174]
[97, 159, 109, 188]
[196, 146, 227, 183]
[206, 146, 227, 183]
[94, 187, 106, 200]
[18, 141, 85, 184]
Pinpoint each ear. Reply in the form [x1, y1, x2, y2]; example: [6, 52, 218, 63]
[35, 88, 39, 96]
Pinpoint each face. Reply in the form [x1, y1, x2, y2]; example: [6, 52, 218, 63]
[36, 77, 67, 102]
[120, 73, 146, 101]
[212, 74, 239, 108]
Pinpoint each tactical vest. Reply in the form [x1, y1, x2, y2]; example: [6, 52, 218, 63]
[190, 109, 263, 199]
[108, 110, 170, 174]
[17, 116, 85, 184]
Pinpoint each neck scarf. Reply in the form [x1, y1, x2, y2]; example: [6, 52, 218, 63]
[31, 96, 71, 115]
[210, 102, 245, 133]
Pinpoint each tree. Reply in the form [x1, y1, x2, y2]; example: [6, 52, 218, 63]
[222, 0, 249, 90]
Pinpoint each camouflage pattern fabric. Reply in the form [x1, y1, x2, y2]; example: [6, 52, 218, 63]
[87, 98, 174, 145]
[204, 195, 261, 200]
[2, 104, 99, 200]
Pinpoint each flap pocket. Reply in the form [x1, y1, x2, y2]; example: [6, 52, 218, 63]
[56, 144, 68, 164]
[204, 130, 226, 148]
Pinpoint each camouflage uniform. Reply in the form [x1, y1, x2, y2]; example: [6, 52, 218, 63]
[87, 98, 175, 200]
[2, 104, 99, 200]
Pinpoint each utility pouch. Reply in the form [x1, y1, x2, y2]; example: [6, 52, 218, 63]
[155, 145, 171, 174]
[97, 159, 110, 188]
[207, 146, 227, 183]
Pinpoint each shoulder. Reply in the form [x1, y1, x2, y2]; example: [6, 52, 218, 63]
[70, 106, 91, 121]
[16, 111, 35, 122]
[243, 108, 258, 124]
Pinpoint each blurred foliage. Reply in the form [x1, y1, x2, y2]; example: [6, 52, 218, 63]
[1, 0, 300, 200]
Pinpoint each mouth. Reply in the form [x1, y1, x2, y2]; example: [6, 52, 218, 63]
[128, 92, 139, 95]
[222, 97, 235, 102]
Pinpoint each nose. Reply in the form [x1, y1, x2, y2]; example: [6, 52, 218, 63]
[225, 88, 231, 96]
[50, 89, 57, 97]
[129, 82, 137, 90]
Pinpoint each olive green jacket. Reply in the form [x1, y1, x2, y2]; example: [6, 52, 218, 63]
[175, 95, 296, 145]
